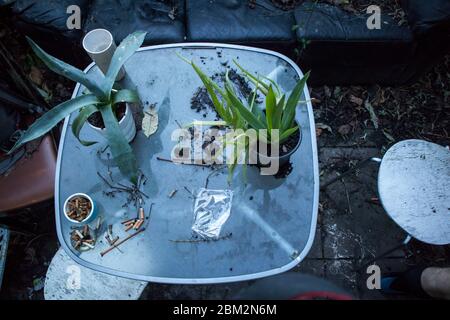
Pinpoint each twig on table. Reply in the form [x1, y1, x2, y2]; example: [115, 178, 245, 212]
[156, 156, 210, 167]
[100, 228, 145, 257]
[183, 186, 195, 199]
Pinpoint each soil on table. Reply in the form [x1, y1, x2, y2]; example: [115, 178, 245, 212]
[87, 102, 126, 129]
[190, 68, 257, 119]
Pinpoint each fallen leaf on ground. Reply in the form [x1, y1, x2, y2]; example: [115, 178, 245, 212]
[316, 123, 333, 136]
[142, 107, 158, 138]
[349, 95, 363, 106]
[338, 124, 351, 135]
[364, 99, 379, 129]
[29, 66, 43, 86]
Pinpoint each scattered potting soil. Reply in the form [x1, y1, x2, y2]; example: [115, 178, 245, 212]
[87, 102, 126, 129]
[190, 68, 257, 119]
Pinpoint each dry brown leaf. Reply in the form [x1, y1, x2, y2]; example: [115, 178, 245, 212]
[338, 124, 351, 135]
[142, 107, 158, 138]
[349, 95, 363, 106]
[29, 66, 43, 86]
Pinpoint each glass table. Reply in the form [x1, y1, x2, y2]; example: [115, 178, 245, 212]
[55, 43, 319, 284]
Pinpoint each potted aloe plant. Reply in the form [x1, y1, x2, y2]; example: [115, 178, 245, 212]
[233, 61, 310, 167]
[8, 31, 147, 184]
[182, 56, 309, 179]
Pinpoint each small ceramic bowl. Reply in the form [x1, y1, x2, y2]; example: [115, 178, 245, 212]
[63, 193, 97, 224]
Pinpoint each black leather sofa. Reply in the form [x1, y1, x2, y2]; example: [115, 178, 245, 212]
[5, 0, 450, 85]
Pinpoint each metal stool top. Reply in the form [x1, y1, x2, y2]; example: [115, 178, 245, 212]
[378, 139, 450, 245]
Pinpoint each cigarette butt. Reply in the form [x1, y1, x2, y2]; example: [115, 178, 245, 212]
[124, 224, 134, 232]
[83, 225, 89, 237]
[134, 219, 144, 230]
[75, 230, 84, 239]
[168, 189, 177, 198]
[82, 242, 95, 249]
[121, 218, 136, 225]
[139, 208, 145, 220]
[124, 220, 135, 227]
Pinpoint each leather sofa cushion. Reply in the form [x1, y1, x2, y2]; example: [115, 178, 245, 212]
[83, 0, 186, 45]
[401, 0, 450, 36]
[293, 2, 416, 85]
[11, 0, 90, 66]
[12, 0, 89, 39]
[186, 0, 296, 43]
[294, 2, 413, 41]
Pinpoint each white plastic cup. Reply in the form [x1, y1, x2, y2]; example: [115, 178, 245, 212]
[82, 29, 125, 81]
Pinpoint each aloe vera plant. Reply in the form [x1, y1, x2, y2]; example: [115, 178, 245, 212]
[233, 60, 310, 144]
[8, 31, 147, 184]
[180, 55, 259, 181]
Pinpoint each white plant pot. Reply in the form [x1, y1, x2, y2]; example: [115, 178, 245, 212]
[88, 103, 136, 143]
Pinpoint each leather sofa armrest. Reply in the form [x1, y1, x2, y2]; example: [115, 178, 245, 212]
[401, 0, 450, 36]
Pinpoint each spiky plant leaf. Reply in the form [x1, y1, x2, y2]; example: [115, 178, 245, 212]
[281, 72, 310, 131]
[9, 94, 100, 153]
[103, 31, 147, 98]
[27, 37, 107, 100]
[272, 94, 285, 130]
[99, 104, 138, 183]
[265, 85, 276, 130]
[224, 73, 265, 130]
[72, 105, 99, 146]
[112, 89, 140, 106]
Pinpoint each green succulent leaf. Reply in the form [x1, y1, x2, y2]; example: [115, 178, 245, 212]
[281, 71, 310, 131]
[265, 85, 277, 130]
[272, 94, 285, 130]
[104, 31, 147, 98]
[9, 94, 100, 154]
[26, 37, 107, 100]
[224, 81, 265, 131]
[112, 89, 140, 106]
[233, 59, 269, 95]
[99, 104, 138, 183]
[72, 105, 99, 146]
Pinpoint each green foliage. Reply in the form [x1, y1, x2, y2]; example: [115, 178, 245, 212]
[232, 61, 310, 144]
[182, 56, 310, 183]
[9, 32, 147, 183]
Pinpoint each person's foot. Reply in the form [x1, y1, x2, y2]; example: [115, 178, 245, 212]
[380, 267, 430, 298]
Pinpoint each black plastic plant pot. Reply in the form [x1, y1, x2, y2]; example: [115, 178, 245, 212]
[254, 125, 302, 170]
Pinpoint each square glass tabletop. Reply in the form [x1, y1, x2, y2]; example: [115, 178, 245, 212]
[55, 43, 319, 284]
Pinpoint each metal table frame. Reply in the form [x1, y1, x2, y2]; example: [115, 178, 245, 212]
[54, 43, 319, 284]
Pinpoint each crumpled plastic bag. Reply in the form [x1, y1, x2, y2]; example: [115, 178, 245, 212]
[192, 188, 233, 239]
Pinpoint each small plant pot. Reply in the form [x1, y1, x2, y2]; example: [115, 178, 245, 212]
[251, 128, 302, 170]
[88, 103, 136, 143]
[63, 193, 98, 224]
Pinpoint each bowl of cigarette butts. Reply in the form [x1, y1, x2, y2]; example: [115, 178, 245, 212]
[63, 193, 98, 224]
